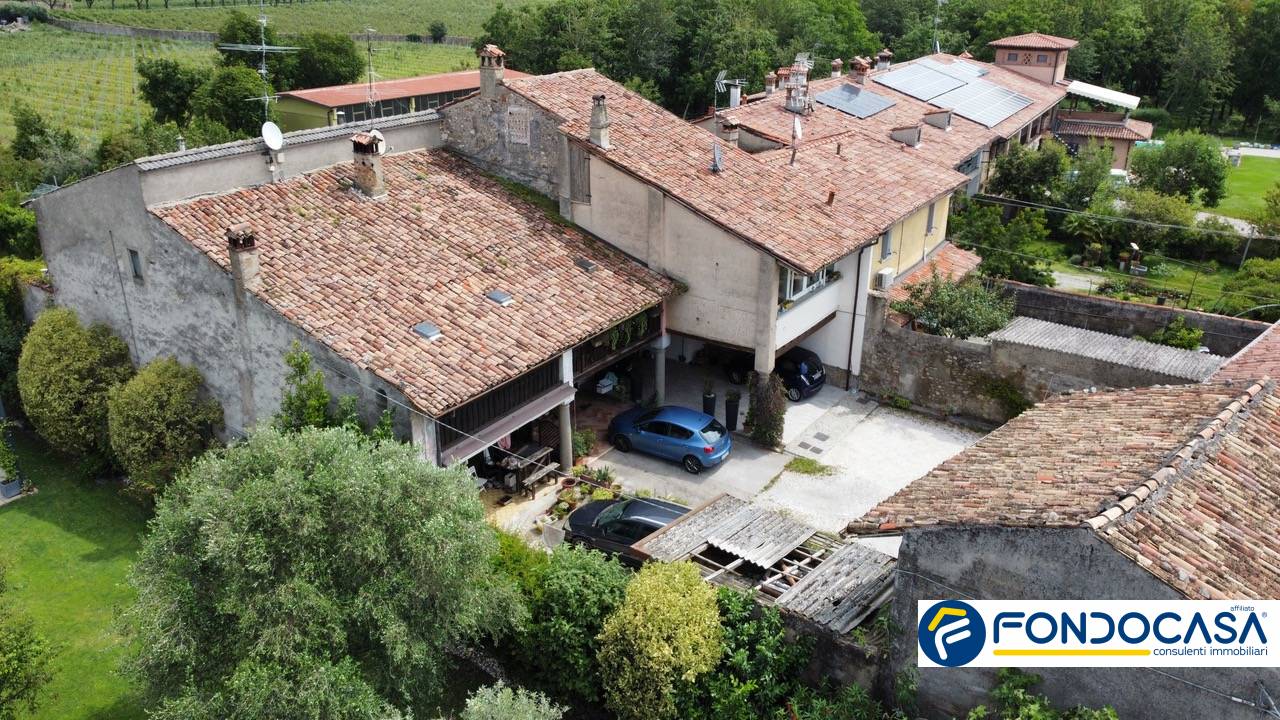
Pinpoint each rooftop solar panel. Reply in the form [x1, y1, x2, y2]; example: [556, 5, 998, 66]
[931, 79, 1031, 127]
[814, 84, 896, 118]
[873, 64, 964, 101]
[918, 57, 988, 80]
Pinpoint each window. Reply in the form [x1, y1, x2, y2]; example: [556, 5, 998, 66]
[605, 520, 650, 542]
[777, 263, 836, 304]
[667, 425, 693, 441]
[507, 107, 531, 145]
[128, 249, 143, 280]
[880, 228, 894, 260]
[640, 420, 671, 436]
[926, 202, 936, 234]
[1036, 54, 1049, 63]
[1006, 52, 1018, 62]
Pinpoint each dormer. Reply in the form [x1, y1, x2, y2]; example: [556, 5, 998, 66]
[989, 33, 1077, 85]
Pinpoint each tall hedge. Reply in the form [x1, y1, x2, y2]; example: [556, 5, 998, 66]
[16, 308, 133, 457]
[108, 357, 222, 498]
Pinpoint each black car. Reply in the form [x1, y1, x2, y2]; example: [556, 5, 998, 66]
[565, 497, 691, 564]
[724, 346, 826, 401]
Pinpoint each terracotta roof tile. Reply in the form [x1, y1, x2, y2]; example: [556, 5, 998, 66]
[1210, 322, 1280, 383]
[151, 150, 675, 416]
[988, 33, 1079, 50]
[887, 242, 981, 305]
[1057, 118, 1154, 142]
[504, 69, 963, 274]
[279, 70, 531, 108]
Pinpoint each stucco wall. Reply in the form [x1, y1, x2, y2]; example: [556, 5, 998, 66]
[887, 526, 1280, 720]
[1003, 280, 1269, 356]
[872, 195, 951, 277]
[32, 165, 415, 441]
[441, 85, 563, 197]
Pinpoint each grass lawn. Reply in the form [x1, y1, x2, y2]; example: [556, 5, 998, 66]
[0, 431, 149, 720]
[0, 24, 476, 143]
[56, 0, 538, 37]
[1215, 156, 1280, 222]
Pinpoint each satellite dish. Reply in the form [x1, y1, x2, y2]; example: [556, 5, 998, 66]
[261, 121, 284, 152]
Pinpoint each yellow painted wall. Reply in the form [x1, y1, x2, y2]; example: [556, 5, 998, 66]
[276, 98, 333, 133]
[872, 192, 953, 275]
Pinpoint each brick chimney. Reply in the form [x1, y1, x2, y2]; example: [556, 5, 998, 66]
[478, 44, 506, 99]
[226, 223, 261, 293]
[831, 58, 843, 78]
[717, 115, 740, 148]
[875, 48, 894, 71]
[783, 63, 810, 114]
[350, 131, 386, 197]
[764, 70, 777, 96]
[590, 94, 611, 149]
[850, 56, 872, 85]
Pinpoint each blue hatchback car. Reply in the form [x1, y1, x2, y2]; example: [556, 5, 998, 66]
[608, 405, 731, 474]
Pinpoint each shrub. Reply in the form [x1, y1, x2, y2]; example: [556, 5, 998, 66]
[461, 682, 563, 720]
[890, 271, 1014, 339]
[781, 683, 888, 720]
[571, 428, 595, 459]
[273, 341, 367, 432]
[405, 33, 423, 43]
[746, 371, 785, 448]
[0, 2, 47, 23]
[598, 562, 722, 720]
[492, 527, 549, 599]
[107, 357, 223, 498]
[1129, 107, 1172, 126]
[0, 261, 31, 416]
[1220, 258, 1280, 321]
[0, 204, 38, 259]
[1142, 316, 1204, 350]
[0, 564, 53, 720]
[1130, 131, 1229, 207]
[429, 21, 448, 43]
[17, 308, 133, 457]
[675, 588, 809, 720]
[972, 668, 1118, 719]
[517, 544, 630, 702]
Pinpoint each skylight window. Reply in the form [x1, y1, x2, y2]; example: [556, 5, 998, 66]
[575, 257, 598, 273]
[486, 289, 514, 307]
[413, 321, 442, 340]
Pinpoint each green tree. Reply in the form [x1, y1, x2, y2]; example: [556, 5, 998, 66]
[0, 203, 38, 259]
[461, 683, 564, 720]
[1235, 0, 1280, 125]
[1220, 258, 1280, 321]
[0, 565, 53, 720]
[9, 102, 91, 185]
[292, 32, 364, 90]
[890, 269, 1015, 339]
[1130, 131, 1229, 206]
[675, 588, 809, 720]
[17, 308, 134, 457]
[1116, 186, 1196, 255]
[190, 65, 276, 136]
[979, 209, 1055, 285]
[516, 544, 630, 702]
[0, 263, 30, 415]
[107, 357, 223, 498]
[1059, 141, 1113, 211]
[123, 427, 522, 718]
[1159, 1, 1235, 129]
[136, 58, 208, 125]
[987, 139, 1069, 204]
[970, 668, 1118, 719]
[1253, 182, 1280, 240]
[598, 561, 722, 720]
[429, 21, 448, 43]
[276, 341, 336, 431]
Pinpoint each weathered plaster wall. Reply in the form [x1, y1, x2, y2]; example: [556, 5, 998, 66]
[887, 526, 1280, 720]
[441, 87, 563, 196]
[1003, 280, 1268, 357]
[874, 195, 951, 277]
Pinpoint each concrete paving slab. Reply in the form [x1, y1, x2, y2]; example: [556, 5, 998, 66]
[593, 440, 791, 509]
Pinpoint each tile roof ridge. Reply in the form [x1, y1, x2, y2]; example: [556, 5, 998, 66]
[1083, 380, 1272, 533]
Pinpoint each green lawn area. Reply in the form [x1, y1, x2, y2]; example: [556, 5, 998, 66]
[1215, 155, 1280, 222]
[0, 24, 476, 143]
[56, 0, 537, 37]
[0, 432, 149, 720]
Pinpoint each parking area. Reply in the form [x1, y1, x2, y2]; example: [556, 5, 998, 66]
[591, 359, 984, 535]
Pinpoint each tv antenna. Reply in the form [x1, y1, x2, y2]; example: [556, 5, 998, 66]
[793, 52, 814, 70]
[363, 27, 384, 125]
[217, 0, 298, 121]
[713, 69, 746, 110]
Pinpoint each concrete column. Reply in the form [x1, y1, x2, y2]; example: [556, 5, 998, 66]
[651, 332, 670, 405]
[411, 413, 439, 466]
[753, 254, 780, 374]
[558, 401, 573, 470]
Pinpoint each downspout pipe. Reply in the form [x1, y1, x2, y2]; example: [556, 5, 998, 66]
[845, 245, 867, 391]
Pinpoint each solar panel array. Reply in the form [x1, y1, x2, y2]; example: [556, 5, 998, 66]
[814, 84, 896, 119]
[874, 59, 1032, 128]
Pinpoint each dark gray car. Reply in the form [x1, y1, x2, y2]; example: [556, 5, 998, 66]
[565, 497, 690, 564]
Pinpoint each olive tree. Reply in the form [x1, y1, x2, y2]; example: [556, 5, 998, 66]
[17, 308, 133, 457]
[123, 427, 523, 719]
[107, 357, 222, 498]
[597, 561, 722, 720]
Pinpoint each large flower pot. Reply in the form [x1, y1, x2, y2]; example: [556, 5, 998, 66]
[0, 470, 20, 499]
[702, 392, 716, 416]
[725, 396, 740, 432]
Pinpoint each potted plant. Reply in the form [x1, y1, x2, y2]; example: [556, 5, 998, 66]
[702, 376, 716, 416]
[557, 488, 579, 510]
[725, 389, 741, 432]
[0, 421, 21, 499]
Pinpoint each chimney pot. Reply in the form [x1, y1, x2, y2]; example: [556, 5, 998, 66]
[831, 58, 843, 78]
[226, 224, 262, 292]
[765, 71, 777, 95]
[875, 48, 894, 71]
[590, 94, 611, 149]
[826, 190, 836, 206]
[717, 115, 740, 147]
[851, 56, 872, 85]
[478, 44, 506, 99]
[350, 131, 387, 197]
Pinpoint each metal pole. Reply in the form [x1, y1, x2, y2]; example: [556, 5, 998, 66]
[1240, 232, 1255, 270]
[1186, 265, 1202, 309]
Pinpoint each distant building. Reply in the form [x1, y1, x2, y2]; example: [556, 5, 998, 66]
[275, 69, 531, 132]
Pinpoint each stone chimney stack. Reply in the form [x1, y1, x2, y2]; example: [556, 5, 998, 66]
[478, 44, 506, 99]
[850, 56, 871, 85]
[875, 48, 894, 71]
[350, 131, 386, 198]
[831, 58, 843, 78]
[590, 94, 611, 149]
[226, 223, 262, 293]
[783, 63, 810, 114]
[717, 116, 740, 148]
[764, 70, 777, 96]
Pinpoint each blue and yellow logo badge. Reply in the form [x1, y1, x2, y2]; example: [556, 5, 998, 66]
[919, 600, 986, 667]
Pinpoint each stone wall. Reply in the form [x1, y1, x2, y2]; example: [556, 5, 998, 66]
[886, 526, 1280, 720]
[1002, 280, 1269, 356]
[441, 84, 564, 197]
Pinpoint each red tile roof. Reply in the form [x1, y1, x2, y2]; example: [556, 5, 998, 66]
[1057, 117, 1154, 142]
[988, 33, 1079, 50]
[905, 54, 1067, 139]
[504, 69, 957, 274]
[1211, 322, 1280, 383]
[279, 69, 531, 108]
[849, 381, 1280, 599]
[151, 150, 675, 416]
[887, 242, 982, 305]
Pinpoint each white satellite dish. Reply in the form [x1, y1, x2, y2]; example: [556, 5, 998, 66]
[261, 121, 285, 152]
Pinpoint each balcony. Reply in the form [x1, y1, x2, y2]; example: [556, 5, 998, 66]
[571, 306, 663, 382]
[777, 279, 840, 347]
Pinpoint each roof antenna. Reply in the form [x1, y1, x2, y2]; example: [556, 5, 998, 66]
[217, 0, 298, 122]
[932, 0, 942, 54]
[363, 27, 382, 126]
